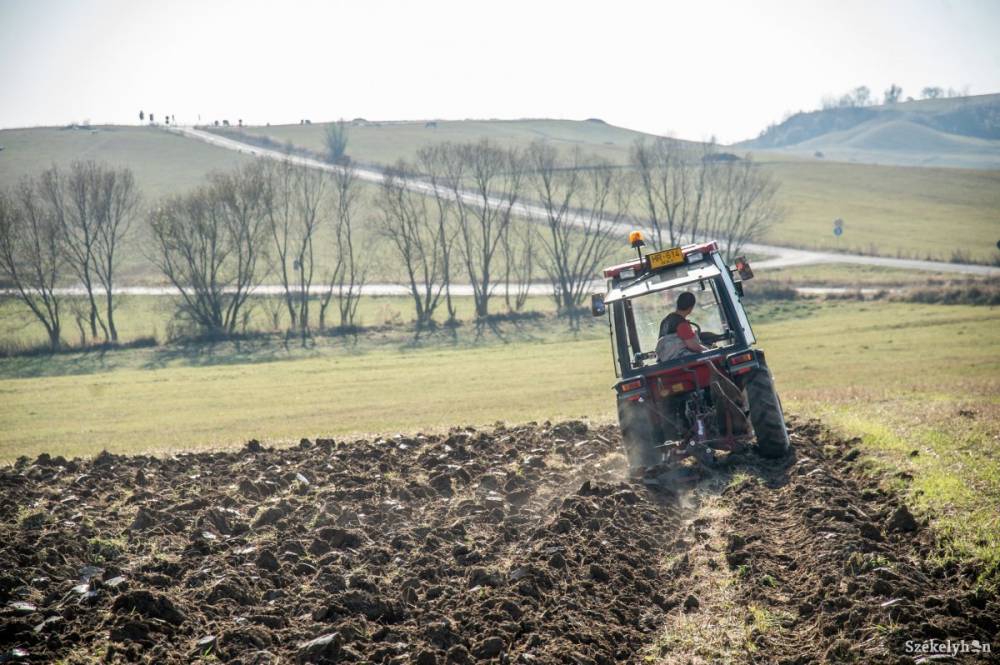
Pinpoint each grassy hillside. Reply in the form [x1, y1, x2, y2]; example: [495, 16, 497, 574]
[0, 125, 252, 198]
[236, 118, 655, 165]
[745, 93, 1000, 169]
[234, 119, 1000, 263]
[758, 158, 1000, 260]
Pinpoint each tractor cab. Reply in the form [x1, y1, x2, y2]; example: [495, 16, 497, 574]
[593, 232, 789, 481]
[595, 238, 756, 377]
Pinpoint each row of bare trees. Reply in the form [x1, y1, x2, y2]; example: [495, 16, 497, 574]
[148, 160, 367, 340]
[376, 142, 529, 327]
[629, 139, 783, 260]
[374, 140, 636, 326]
[2, 139, 782, 348]
[0, 162, 139, 349]
[0, 158, 368, 348]
[374, 139, 781, 326]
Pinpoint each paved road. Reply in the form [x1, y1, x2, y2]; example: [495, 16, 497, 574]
[168, 126, 999, 278]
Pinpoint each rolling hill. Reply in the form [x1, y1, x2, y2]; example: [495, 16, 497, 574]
[743, 93, 1000, 169]
[0, 125, 252, 198]
[223, 118, 1000, 263]
[235, 117, 656, 166]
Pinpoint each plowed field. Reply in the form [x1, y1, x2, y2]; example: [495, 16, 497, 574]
[1, 419, 996, 663]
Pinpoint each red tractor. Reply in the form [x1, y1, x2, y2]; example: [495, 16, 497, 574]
[591, 233, 790, 482]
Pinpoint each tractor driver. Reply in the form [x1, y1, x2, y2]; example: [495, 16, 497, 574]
[655, 291, 709, 362]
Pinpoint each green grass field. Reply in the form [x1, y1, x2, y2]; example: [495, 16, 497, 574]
[0, 293, 562, 356]
[768, 301, 1000, 583]
[1, 299, 998, 582]
[752, 262, 970, 286]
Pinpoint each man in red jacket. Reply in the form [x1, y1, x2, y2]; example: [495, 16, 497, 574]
[656, 291, 708, 361]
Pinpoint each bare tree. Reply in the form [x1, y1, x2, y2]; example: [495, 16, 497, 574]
[852, 85, 872, 107]
[38, 163, 104, 340]
[0, 184, 66, 349]
[884, 84, 903, 104]
[630, 139, 780, 261]
[264, 158, 326, 340]
[33, 162, 139, 344]
[629, 139, 710, 248]
[91, 166, 140, 342]
[440, 140, 525, 319]
[376, 161, 448, 328]
[260, 294, 285, 331]
[500, 221, 535, 312]
[324, 120, 349, 165]
[319, 166, 367, 330]
[701, 157, 783, 261]
[529, 143, 630, 317]
[149, 163, 271, 337]
[416, 145, 459, 323]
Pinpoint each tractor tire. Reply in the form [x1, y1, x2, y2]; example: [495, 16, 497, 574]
[617, 400, 662, 473]
[745, 366, 790, 458]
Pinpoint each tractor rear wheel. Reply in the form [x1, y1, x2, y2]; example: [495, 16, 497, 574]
[745, 366, 790, 458]
[617, 400, 662, 473]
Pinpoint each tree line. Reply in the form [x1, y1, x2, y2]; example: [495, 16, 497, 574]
[0, 139, 781, 349]
[820, 83, 972, 109]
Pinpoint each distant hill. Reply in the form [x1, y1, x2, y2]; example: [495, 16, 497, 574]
[0, 125, 251, 198]
[236, 118, 662, 166]
[741, 94, 1000, 169]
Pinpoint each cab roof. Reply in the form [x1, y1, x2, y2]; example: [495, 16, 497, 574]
[602, 241, 719, 279]
[604, 263, 722, 304]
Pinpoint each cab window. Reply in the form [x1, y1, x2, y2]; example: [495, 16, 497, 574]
[626, 278, 733, 368]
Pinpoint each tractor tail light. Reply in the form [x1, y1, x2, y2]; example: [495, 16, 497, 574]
[727, 352, 758, 376]
[620, 380, 642, 392]
[728, 353, 753, 366]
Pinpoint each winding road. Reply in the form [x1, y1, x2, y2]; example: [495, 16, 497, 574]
[167, 125, 999, 278]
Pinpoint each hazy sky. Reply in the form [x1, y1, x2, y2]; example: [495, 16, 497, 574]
[2, 0, 998, 143]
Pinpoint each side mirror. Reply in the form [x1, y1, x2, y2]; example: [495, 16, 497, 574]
[590, 293, 606, 317]
[734, 256, 754, 281]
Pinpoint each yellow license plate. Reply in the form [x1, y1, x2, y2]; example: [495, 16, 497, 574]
[648, 247, 685, 270]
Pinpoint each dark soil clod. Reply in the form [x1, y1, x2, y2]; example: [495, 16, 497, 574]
[885, 504, 919, 532]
